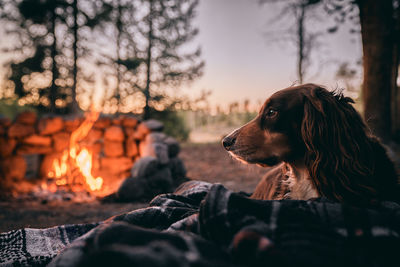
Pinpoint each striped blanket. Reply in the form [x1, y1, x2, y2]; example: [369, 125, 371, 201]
[1, 181, 400, 266]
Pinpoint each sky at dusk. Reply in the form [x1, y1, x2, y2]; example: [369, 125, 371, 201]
[0, 0, 363, 112]
[186, 0, 363, 110]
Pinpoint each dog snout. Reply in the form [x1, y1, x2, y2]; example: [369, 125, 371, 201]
[222, 134, 237, 150]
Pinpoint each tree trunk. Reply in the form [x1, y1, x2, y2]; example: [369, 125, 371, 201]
[392, 42, 400, 142]
[392, 5, 400, 142]
[297, 4, 305, 84]
[357, 0, 396, 141]
[116, 0, 122, 113]
[50, 13, 58, 114]
[71, 0, 79, 114]
[143, 0, 153, 120]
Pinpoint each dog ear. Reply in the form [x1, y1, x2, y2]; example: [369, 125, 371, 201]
[300, 87, 378, 204]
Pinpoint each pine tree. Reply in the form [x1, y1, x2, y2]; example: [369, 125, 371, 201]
[100, 0, 141, 113]
[1, 0, 69, 113]
[0, 0, 113, 114]
[131, 0, 204, 119]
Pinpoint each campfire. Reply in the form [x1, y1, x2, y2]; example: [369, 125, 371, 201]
[46, 109, 103, 192]
[0, 109, 187, 203]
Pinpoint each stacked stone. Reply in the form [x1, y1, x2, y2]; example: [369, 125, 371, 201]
[0, 111, 187, 196]
[0, 111, 43, 185]
[117, 119, 188, 201]
[92, 116, 138, 181]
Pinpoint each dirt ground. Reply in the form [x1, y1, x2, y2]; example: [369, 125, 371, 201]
[180, 142, 266, 193]
[0, 143, 266, 232]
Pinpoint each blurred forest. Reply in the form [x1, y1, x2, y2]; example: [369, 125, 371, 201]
[0, 0, 400, 144]
[0, 0, 203, 117]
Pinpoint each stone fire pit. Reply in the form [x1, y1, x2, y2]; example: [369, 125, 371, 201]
[0, 111, 187, 202]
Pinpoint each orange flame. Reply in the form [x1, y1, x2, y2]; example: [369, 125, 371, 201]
[75, 148, 103, 191]
[48, 150, 68, 178]
[48, 107, 103, 191]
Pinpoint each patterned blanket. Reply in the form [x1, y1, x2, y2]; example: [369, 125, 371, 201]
[1, 181, 400, 267]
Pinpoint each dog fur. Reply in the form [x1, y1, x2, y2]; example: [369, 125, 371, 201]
[222, 84, 399, 205]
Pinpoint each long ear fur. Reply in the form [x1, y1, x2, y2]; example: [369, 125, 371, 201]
[301, 86, 390, 204]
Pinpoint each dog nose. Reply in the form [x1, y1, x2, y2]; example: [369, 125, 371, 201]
[222, 135, 236, 150]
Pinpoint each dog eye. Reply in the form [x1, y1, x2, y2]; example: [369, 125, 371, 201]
[266, 109, 278, 118]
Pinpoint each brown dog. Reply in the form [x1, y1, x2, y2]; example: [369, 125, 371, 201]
[222, 84, 399, 205]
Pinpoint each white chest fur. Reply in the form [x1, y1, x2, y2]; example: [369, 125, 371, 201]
[282, 163, 319, 200]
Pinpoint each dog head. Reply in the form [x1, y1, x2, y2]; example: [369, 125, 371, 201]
[222, 84, 315, 167]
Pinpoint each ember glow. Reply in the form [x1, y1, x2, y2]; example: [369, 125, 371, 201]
[47, 108, 103, 191]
